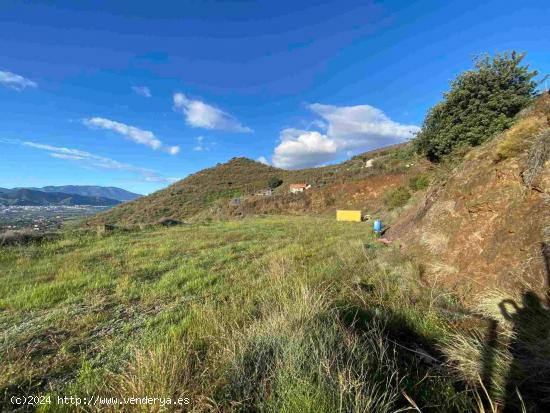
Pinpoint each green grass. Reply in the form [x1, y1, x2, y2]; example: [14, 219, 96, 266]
[1, 216, 480, 412]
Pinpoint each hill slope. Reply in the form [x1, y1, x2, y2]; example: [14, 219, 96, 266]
[0, 189, 121, 206]
[87, 144, 428, 225]
[389, 94, 550, 296]
[88, 157, 285, 224]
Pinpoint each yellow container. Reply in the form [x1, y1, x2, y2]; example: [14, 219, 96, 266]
[336, 210, 362, 222]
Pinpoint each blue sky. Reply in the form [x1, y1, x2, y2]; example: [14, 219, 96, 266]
[1, 0, 548, 194]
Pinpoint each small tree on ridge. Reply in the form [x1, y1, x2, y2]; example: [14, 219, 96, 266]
[415, 51, 538, 161]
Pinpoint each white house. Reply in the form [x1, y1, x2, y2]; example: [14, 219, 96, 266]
[289, 183, 311, 193]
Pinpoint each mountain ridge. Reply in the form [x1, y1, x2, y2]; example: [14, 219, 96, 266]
[0, 185, 140, 202]
[0, 188, 121, 206]
[34, 185, 141, 201]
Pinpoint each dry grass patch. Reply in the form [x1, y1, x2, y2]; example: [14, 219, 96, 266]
[495, 116, 546, 161]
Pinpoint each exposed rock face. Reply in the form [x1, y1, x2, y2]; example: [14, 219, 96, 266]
[390, 104, 550, 298]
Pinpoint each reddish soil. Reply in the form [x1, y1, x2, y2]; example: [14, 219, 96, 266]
[389, 131, 549, 300]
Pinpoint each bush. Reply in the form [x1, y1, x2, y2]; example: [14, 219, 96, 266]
[384, 186, 411, 209]
[408, 175, 430, 191]
[415, 51, 538, 161]
[267, 176, 283, 189]
[0, 230, 57, 246]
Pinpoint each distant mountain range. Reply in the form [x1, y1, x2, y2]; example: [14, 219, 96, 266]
[0, 185, 141, 207]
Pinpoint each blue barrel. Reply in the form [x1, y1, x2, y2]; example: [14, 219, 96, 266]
[373, 219, 382, 234]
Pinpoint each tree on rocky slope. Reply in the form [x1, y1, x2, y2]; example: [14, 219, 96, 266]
[415, 51, 539, 161]
[267, 176, 283, 189]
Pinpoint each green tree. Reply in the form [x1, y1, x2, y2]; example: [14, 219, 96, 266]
[415, 52, 538, 161]
[267, 177, 283, 189]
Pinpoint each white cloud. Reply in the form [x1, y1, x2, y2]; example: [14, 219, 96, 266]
[20, 141, 177, 183]
[192, 135, 217, 152]
[257, 156, 270, 165]
[0, 70, 37, 90]
[309, 103, 419, 148]
[167, 146, 180, 155]
[50, 153, 86, 161]
[193, 136, 205, 151]
[272, 129, 338, 169]
[173, 93, 252, 133]
[83, 117, 180, 155]
[132, 86, 152, 98]
[271, 104, 420, 169]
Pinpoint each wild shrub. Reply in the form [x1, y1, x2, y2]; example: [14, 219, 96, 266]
[0, 230, 57, 246]
[384, 186, 411, 210]
[415, 52, 538, 161]
[408, 174, 430, 191]
[267, 176, 283, 189]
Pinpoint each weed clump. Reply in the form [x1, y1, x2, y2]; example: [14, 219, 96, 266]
[0, 229, 57, 246]
[495, 116, 546, 161]
[408, 174, 430, 191]
[384, 186, 411, 209]
[522, 129, 550, 190]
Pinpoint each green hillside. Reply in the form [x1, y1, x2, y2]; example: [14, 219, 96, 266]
[86, 143, 423, 225]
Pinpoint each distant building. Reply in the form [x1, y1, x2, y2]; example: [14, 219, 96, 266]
[255, 188, 273, 196]
[289, 183, 311, 194]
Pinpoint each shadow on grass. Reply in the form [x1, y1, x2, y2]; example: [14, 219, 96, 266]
[481, 242, 550, 412]
[338, 304, 470, 411]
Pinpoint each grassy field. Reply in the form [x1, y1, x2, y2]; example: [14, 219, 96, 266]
[1, 216, 492, 411]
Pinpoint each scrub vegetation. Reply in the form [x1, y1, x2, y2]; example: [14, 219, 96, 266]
[415, 52, 538, 161]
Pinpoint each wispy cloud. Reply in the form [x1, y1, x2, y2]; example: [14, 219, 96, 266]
[83, 117, 180, 155]
[271, 103, 420, 169]
[50, 153, 86, 161]
[173, 93, 252, 133]
[0, 70, 37, 90]
[132, 86, 152, 98]
[18, 140, 178, 183]
[192, 135, 217, 152]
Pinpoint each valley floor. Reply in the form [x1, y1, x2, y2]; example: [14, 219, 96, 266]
[0, 216, 541, 412]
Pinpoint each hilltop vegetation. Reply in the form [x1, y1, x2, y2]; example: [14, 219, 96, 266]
[415, 52, 539, 161]
[87, 52, 543, 229]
